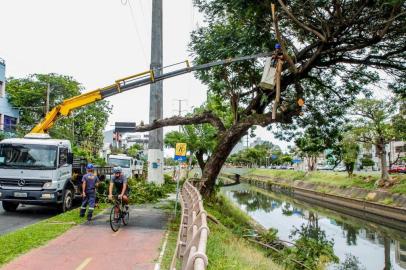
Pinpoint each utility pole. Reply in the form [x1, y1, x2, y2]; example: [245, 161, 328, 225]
[46, 83, 50, 114]
[174, 99, 187, 131]
[147, 0, 164, 184]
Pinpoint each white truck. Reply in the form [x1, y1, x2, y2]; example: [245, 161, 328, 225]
[0, 133, 112, 212]
[0, 134, 76, 212]
[107, 154, 143, 178]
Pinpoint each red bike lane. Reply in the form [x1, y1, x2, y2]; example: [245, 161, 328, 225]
[1, 206, 169, 270]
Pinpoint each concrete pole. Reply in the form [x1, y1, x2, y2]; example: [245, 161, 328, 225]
[147, 0, 164, 184]
[46, 83, 50, 114]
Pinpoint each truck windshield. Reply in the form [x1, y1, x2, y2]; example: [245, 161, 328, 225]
[108, 158, 131, 168]
[0, 144, 57, 169]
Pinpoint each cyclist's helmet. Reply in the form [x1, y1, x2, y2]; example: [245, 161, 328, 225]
[113, 166, 122, 174]
[86, 163, 94, 170]
[275, 43, 281, 49]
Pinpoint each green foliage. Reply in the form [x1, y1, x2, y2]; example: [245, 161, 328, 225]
[334, 254, 366, 270]
[6, 73, 81, 135]
[272, 224, 338, 270]
[165, 106, 218, 170]
[228, 142, 291, 167]
[164, 157, 177, 166]
[127, 178, 175, 204]
[97, 176, 175, 204]
[361, 158, 375, 167]
[6, 73, 111, 155]
[341, 133, 360, 176]
[126, 144, 142, 158]
[351, 99, 399, 145]
[72, 101, 111, 155]
[259, 228, 278, 244]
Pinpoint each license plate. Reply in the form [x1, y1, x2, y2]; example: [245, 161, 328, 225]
[14, 192, 27, 198]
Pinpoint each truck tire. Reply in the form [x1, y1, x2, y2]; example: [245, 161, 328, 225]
[2, 201, 19, 212]
[58, 189, 73, 212]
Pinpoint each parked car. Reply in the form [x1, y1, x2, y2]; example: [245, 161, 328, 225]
[333, 165, 346, 172]
[317, 165, 334, 171]
[389, 165, 406, 174]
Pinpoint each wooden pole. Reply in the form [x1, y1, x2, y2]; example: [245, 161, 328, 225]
[272, 59, 283, 120]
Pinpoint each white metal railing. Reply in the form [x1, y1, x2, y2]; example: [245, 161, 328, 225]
[171, 180, 209, 270]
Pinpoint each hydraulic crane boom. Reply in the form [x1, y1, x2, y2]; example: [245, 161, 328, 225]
[30, 52, 272, 134]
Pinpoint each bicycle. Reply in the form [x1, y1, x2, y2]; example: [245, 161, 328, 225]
[109, 195, 130, 232]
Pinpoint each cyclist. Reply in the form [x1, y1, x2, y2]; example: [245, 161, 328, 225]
[80, 163, 99, 221]
[108, 166, 129, 211]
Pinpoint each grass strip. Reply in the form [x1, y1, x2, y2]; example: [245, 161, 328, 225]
[0, 204, 107, 267]
[161, 194, 282, 270]
[248, 169, 406, 195]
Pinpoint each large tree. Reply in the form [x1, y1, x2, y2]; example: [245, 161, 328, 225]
[134, 0, 406, 196]
[6, 73, 111, 155]
[351, 98, 401, 184]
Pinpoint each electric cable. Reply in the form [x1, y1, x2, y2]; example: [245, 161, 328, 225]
[120, 0, 149, 66]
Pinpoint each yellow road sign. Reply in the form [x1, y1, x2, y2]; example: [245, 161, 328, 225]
[175, 143, 187, 156]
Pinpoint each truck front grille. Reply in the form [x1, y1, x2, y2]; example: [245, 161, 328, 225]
[0, 178, 50, 188]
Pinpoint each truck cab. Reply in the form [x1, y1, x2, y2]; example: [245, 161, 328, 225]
[107, 154, 143, 178]
[0, 133, 75, 212]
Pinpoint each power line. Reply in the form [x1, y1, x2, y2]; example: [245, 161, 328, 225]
[121, 0, 149, 66]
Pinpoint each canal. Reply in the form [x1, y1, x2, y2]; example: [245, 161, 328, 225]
[221, 183, 406, 270]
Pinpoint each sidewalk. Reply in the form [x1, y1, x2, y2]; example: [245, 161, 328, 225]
[1, 205, 169, 270]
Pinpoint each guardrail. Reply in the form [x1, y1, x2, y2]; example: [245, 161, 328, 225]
[171, 180, 209, 270]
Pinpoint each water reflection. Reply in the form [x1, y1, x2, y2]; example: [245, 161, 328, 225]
[222, 185, 406, 270]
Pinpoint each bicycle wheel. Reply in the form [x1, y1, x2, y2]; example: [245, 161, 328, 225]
[122, 209, 130, 226]
[110, 205, 121, 232]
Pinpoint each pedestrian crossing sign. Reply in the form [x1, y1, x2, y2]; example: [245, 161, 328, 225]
[174, 143, 187, 162]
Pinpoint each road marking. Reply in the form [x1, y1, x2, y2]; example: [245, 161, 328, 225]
[75, 257, 92, 270]
[154, 231, 169, 270]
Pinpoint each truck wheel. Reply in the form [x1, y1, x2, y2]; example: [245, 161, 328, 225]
[58, 189, 73, 212]
[2, 201, 19, 212]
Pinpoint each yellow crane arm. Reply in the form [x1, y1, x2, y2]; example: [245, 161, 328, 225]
[30, 89, 103, 133]
[29, 52, 272, 134]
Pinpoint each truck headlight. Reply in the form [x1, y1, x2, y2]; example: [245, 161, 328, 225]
[41, 193, 55, 199]
[43, 182, 53, 189]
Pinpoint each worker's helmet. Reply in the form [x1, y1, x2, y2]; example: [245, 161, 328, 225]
[113, 166, 122, 174]
[275, 43, 281, 49]
[86, 163, 94, 170]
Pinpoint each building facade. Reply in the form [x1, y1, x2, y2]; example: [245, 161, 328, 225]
[0, 58, 19, 135]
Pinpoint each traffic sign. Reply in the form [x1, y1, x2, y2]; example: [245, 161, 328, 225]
[174, 143, 187, 162]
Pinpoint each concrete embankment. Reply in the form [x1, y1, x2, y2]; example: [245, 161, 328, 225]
[220, 173, 406, 232]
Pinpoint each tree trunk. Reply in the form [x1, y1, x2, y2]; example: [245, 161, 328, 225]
[383, 237, 391, 270]
[195, 150, 206, 173]
[307, 156, 317, 171]
[200, 125, 250, 197]
[377, 142, 390, 182]
[345, 162, 354, 177]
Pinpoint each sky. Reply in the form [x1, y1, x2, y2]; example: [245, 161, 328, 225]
[0, 0, 293, 155]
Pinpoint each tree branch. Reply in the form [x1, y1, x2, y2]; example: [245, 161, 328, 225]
[134, 111, 226, 133]
[277, 0, 327, 42]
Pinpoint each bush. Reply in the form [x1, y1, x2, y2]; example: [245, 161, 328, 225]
[96, 176, 176, 204]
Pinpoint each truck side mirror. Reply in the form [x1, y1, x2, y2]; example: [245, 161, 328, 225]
[67, 153, 74, 165]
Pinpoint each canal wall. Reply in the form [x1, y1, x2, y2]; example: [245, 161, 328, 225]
[220, 173, 406, 231]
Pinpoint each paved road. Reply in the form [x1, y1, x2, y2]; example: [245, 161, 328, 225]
[0, 202, 58, 235]
[2, 205, 169, 270]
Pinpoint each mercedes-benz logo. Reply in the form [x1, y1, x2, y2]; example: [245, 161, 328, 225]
[18, 179, 26, 187]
